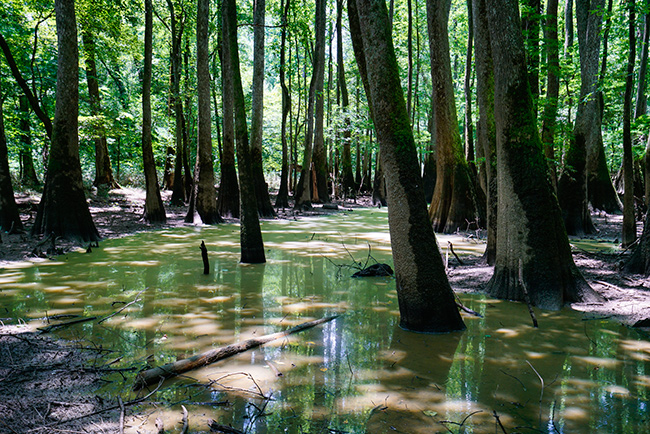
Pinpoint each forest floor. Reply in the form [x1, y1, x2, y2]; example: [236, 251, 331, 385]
[0, 186, 649, 433]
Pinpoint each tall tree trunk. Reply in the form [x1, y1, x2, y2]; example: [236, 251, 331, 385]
[427, 0, 485, 233]
[141, 0, 166, 224]
[187, 0, 221, 225]
[276, 0, 291, 209]
[485, 0, 600, 310]
[422, 97, 436, 202]
[32, 0, 100, 242]
[521, 0, 541, 114]
[464, 0, 475, 171]
[350, 0, 465, 333]
[473, 0, 497, 265]
[295, 0, 326, 209]
[217, 31, 241, 218]
[0, 34, 53, 140]
[250, 0, 276, 218]
[623, 0, 637, 247]
[338, 0, 356, 196]
[223, 0, 266, 264]
[557, 0, 604, 235]
[626, 208, 650, 275]
[81, 28, 117, 191]
[636, 12, 650, 120]
[0, 99, 23, 233]
[407, 0, 413, 119]
[541, 0, 560, 189]
[18, 96, 40, 188]
[578, 0, 621, 212]
[313, 9, 329, 204]
[168, 0, 186, 206]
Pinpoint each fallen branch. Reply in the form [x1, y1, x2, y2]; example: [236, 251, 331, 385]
[134, 315, 339, 390]
[98, 290, 145, 324]
[200, 241, 209, 275]
[37, 316, 97, 334]
[208, 420, 245, 434]
[180, 405, 189, 434]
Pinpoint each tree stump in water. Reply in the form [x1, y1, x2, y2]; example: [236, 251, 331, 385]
[352, 263, 394, 277]
[200, 241, 209, 274]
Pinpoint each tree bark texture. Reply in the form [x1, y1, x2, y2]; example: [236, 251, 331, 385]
[0, 99, 23, 233]
[338, 0, 356, 196]
[81, 28, 117, 190]
[18, 96, 40, 188]
[540, 0, 560, 189]
[168, 0, 186, 206]
[312, 0, 329, 204]
[250, 0, 276, 218]
[622, 0, 637, 248]
[426, 0, 485, 233]
[223, 0, 266, 264]
[189, 0, 221, 225]
[576, 0, 620, 213]
[626, 208, 650, 275]
[217, 31, 241, 218]
[141, 0, 166, 224]
[485, 0, 601, 310]
[32, 0, 100, 242]
[351, 0, 465, 333]
[635, 12, 650, 120]
[275, 0, 291, 209]
[295, 0, 326, 209]
[472, 0, 497, 265]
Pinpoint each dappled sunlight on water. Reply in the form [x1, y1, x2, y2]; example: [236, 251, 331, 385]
[1, 208, 649, 433]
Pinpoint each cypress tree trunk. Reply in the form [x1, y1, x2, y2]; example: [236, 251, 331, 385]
[223, 0, 266, 264]
[626, 208, 650, 275]
[294, 0, 326, 209]
[217, 31, 241, 218]
[312, 1, 329, 204]
[422, 98, 436, 203]
[250, 0, 276, 218]
[81, 28, 117, 191]
[464, 0, 475, 171]
[18, 96, 40, 188]
[472, 0, 497, 265]
[338, 0, 356, 196]
[32, 0, 100, 242]
[275, 0, 291, 209]
[141, 0, 166, 224]
[636, 12, 650, 120]
[187, 0, 221, 225]
[350, 0, 465, 333]
[167, 0, 186, 206]
[622, 0, 637, 247]
[541, 0, 560, 189]
[426, 0, 485, 233]
[577, 0, 620, 213]
[485, 0, 601, 310]
[0, 99, 23, 233]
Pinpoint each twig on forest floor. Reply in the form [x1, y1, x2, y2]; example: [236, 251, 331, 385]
[98, 289, 145, 324]
[29, 379, 164, 432]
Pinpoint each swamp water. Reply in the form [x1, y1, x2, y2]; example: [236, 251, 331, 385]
[0, 208, 648, 433]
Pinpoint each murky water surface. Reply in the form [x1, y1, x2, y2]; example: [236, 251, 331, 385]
[1, 208, 648, 433]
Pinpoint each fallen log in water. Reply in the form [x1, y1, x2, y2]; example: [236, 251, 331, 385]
[133, 315, 339, 390]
